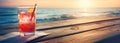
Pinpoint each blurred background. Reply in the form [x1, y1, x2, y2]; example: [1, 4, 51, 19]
[0, 0, 120, 27]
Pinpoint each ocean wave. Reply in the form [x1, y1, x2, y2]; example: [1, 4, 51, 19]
[0, 14, 17, 16]
[0, 8, 120, 26]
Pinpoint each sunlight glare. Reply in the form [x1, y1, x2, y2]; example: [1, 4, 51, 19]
[79, 0, 92, 16]
[80, 0, 92, 8]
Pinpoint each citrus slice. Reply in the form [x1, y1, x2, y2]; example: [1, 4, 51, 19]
[28, 8, 34, 13]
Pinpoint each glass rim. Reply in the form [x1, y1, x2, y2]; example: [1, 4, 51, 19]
[18, 5, 37, 8]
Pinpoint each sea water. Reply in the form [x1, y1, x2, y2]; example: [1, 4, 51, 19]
[0, 7, 120, 26]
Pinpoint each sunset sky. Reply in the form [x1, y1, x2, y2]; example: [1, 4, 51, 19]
[0, 0, 120, 8]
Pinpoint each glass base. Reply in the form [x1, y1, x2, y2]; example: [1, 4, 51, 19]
[20, 32, 35, 36]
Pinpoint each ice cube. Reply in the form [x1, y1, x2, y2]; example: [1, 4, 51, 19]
[19, 16, 31, 23]
[20, 11, 26, 14]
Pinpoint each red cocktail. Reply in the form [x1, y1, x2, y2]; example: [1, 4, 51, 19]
[18, 6, 36, 36]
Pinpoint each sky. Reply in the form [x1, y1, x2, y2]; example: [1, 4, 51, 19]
[0, 0, 120, 8]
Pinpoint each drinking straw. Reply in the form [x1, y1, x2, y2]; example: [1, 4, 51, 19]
[30, 4, 37, 21]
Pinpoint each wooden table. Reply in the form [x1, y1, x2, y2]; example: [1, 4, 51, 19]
[0, 16, 120, 43]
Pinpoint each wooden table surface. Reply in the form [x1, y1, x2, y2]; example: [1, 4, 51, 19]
[0, 16, 120, 43]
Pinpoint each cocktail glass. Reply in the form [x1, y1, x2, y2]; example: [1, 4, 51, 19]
[18, 6, 36, 36]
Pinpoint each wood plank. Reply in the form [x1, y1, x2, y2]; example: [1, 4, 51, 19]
[1, 18, 120, 43]
[1, 16, 120, 35]
[27, 19, 120, 43]
[36, 16, 120, 30]
[0, 16, 120, 43]
[0, 31, 49, 43]
[37, 24, 120, 43]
